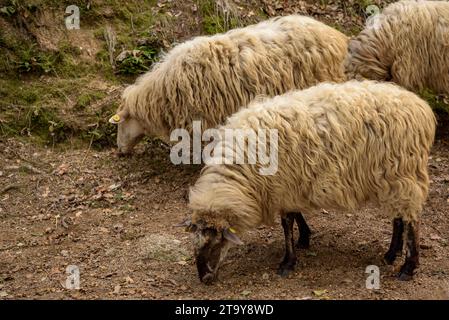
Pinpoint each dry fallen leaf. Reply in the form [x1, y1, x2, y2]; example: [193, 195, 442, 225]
[108, 183, 122, 191]
[42, 187, 50, 198]
[55, 163, 69, 176]
[312, 289, 328, 297]
[241, 290, 251, 297]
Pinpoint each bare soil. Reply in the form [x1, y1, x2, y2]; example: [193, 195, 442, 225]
[0, 137, 448, 300]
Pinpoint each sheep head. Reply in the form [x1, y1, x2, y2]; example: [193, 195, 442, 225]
[109, 109, 146, 156]
[176, 218, 243, 284]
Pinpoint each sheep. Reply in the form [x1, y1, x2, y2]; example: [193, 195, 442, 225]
[345, 0, 449, 94]
[108, 15, 349, 155]
[180, 80, 436, 284]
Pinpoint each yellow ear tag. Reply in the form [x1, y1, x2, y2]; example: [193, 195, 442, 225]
[112, 114, 121, 122]
[229, 227, 236, 234]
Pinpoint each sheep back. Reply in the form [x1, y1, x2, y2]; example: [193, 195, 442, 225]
[121, 15, 349, 138]
[346, 0, 449, 94]
[189, 80, 436, 232]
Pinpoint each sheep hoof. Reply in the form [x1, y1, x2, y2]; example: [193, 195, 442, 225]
[397, 262, 416, 281]
[277, 268, 293, 278]
[296, 239, 310, 249]
[383, 252, 397, 265]
[200, 273, 216, 285]
[277, 263, 295, 277]
[397, 271, 413, 281]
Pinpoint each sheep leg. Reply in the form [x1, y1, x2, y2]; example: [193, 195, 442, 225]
[278, 212, 297, 277]
[384, 218, 404, 265]
[398, 221, 419, 281]
[295, 212, 311, 249]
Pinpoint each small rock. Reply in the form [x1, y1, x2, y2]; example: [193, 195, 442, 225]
[99, 227, 109, 233]
[112, 210, 124, 217]
[113, 223, 124, 233]
[125, 276, 134, 284]
[420, 243, 432, 250]
[55, 164, 69, 176]
[0, 291, 8, 298]
[115, 50, 131, 62]
[113, 285, 121, 294]
[262, 273, 269, 280]
[61, 250, 69, 257]
[430, 234, 442, 241]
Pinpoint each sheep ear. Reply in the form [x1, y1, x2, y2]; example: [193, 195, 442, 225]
[174, 218, 191, 228]
[174, 219, 197, 232]
[223, 228, 243, 245]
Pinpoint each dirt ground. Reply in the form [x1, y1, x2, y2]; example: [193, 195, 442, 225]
[0, 136, 448, 300]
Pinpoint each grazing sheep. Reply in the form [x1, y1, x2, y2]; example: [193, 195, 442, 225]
[108, 15, 349, 155]
[182, 80, 436, 284]
[345, 0, 449, 94]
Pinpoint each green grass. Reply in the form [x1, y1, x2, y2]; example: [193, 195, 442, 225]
[2, 0, 445, 148]
[420, 89, 449, 115]
[0, 76, 117, 147]
[116, 45, 159, 75]
[76, 91, 107, 110]
[198, 0, 240, 35]
[0, 0, 167, 146]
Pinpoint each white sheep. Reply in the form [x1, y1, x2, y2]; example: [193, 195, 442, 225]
[182, 80, 436, 284]
[108, 15, 348, 154]
[345, 0, 449, 94]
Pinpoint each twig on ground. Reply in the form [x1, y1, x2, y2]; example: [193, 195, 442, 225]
[104, 25, 117, 70]
[81, 128, 96, 166]
[0, 184, 21, 195]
